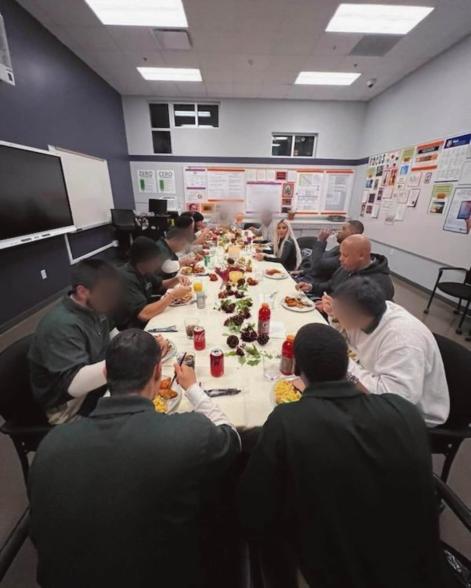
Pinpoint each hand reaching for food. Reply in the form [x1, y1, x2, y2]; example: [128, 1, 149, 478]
[170, 285, 192, 301]
[296, 281, 312, 293]
[173, 362, 197, 391]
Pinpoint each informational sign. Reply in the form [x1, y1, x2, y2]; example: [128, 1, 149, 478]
[137, 169, 157, 193]
[157, 169, 176, 194]
[324, 172, 352, 211]
[436, 133, 471, 182]
[245, 181, 282, 213]
[428, 183, 453, 214]
[184, 167, 207, 203]
[207, 168, 245, 200]
[295, 172, 324, 211]
[413, 140, 443, 168]
[443, 187, 471, 234]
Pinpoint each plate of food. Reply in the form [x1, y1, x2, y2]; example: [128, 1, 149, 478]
[170, 293, 195, 307]
[153, 376, 182, 414]
[264, 267, 288, 280]
[282, 295, 315, 313]
[272, 377, 305, 406]
[180, 264, 206, 276]
[160, 339, 177, 363]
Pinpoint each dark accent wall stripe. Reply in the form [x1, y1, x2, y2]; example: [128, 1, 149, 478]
[67, 225, 116, 259]
[129, 155, 370, 166]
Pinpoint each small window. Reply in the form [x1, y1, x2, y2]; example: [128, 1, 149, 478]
[152, 130, 172, 154]
[272, 133, 317, 157]
[149, 103, 172, 154]
[173, 103, 219, 128]
[150, 103, 170, 129]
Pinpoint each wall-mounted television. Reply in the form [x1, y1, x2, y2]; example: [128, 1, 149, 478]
[0, 141, 75, 249]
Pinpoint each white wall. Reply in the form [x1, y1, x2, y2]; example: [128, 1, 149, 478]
[122, 97, 366, 159]
[356, 34, 471, 291]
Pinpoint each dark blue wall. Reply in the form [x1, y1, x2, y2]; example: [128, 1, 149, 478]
[0, 0, 133, 330]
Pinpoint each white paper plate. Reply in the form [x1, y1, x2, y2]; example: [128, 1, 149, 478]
[281, 296, 315, 313]
[264, 269, 288, 280]
[161, 340, 177, 363]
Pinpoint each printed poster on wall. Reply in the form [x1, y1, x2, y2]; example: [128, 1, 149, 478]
[207, 168, 245, 200]
[324, 172, 353, 211]
[157, 169, 176, 194]
[295, 172, 324, 211]
[245, 181, 282, 213]
[184, 167, 207, 203]
[428, 183, 453, 214]
[413, 139, 443, 168]
[137, 169, 157, 193]
[436, 133, 471, 182]
[443, 187, 471, 234]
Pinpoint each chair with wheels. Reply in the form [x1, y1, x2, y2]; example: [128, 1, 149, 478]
[424, 266, 471, 336]
[429, 334, 471, 483]
[0, 335, 51, 485]
[434, 475, 471, 587]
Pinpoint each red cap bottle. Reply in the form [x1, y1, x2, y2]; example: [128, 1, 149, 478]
[280, 335, 295, 375]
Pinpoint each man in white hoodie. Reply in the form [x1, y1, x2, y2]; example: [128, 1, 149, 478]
[325, 277, 449, 427]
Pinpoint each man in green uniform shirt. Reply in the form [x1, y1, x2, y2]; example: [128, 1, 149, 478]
[116, 236, 191, 330]
[156, 227, 192, 279]
[29, 259, 121, 424]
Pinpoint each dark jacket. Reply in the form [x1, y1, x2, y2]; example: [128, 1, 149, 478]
[308, 253, 395, 299]
[301, 240, 340, 280]
[29, 395, 240, 588]
[265, 238, 298, 271]
[238, 381, 444, 588]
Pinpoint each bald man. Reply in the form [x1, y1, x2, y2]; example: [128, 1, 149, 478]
[297, 234, 394, 300]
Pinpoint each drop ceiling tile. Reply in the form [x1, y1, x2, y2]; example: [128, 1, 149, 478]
[37, 0, 100, 26]
[107, 27, 160, 54]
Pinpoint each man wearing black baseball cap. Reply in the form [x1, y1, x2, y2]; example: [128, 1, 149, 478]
[116, 236, 191, 330]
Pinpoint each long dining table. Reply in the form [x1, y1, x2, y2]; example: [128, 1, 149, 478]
[146, 259, 327, 431]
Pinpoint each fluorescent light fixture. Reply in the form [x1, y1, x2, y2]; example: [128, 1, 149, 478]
[84, 0, 188, 27]
[326, 4, 434, 35]
[295, 71, 361, 85]
[175, 110, 210, 117]
[274, 136, 289, 140]
[272, 143, 281, 147]
[137, 67, 202, 82]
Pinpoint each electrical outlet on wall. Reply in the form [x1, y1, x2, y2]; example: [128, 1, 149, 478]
[40, 269, 47, 280]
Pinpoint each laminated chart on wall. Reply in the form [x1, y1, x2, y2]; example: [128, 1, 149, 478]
[295, 171, 324, 212]
[324, 171, 354, 212]
[137, 169, 157, 193]
[443, 186, 471, 234]
[207, 168, 245, 201]
[184, 167, 207, 203]
[245, 181, 282, 213]
[157, 169, 176, 194]
[436, 133, 471, 182]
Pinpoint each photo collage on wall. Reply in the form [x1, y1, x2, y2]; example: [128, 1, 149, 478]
[362, 132, 471, 234]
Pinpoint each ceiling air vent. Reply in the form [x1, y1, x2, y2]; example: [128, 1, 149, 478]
[153, 28, 192, 51]
[349, 35, 401, 57]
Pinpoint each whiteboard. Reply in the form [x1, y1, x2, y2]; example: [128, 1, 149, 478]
[50, 147, 114, 230]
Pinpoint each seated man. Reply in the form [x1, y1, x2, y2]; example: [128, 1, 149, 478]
[248, 209, 276, 243]
[29, 329, 240, 588]
[297, 234, 394, 300]
[156, 227, 192, 279]
[297, 220, 364, 283]
[327, 277, 449, 426]
[116, 236, 191, 330]
[178, 212, 211, 248]
[238, 323, 444, 588]
[28, 259, 121, 424]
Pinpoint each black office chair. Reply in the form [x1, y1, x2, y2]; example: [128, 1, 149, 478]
[244, 222, 260, 231]
[429, 334, 471, 483]
[0, 335, 51, 485]
[424, 266, 471, 337]
[111, 208, 136, 259]
[434, 475, 471, 587]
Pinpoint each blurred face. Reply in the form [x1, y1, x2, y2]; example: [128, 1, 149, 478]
[195, 220, 205, 231]
[84, 278, 121, 315]
[169, 237, 187, 253]
[137, 256, 161, 276]
[339, 241, 365, 272]
[337, 222, 354, 243]
[277, 222, 289, 240]
[331, 298, 370, 331]
[261, 211, 273, 226]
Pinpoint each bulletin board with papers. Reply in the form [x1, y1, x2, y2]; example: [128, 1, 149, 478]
[360, 132, 471, 267]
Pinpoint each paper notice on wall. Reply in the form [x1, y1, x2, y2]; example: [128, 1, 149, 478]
[382, 186, 393, 200]
[413, 139, 443, 168]
[459, 160, 471, 185]
[185, 188, 206, 203]
[157, 169, 176, 194]
[256, 169, 267, 181]
[245, 181, 282, 213]
[443, 187, 471, 234]
[371, 205, 380, 218]
[265, 169, 277, 182]
[407, 172, 421, 187]
[295, 172, 324, 211]
[395, 204, 407, 221]
[407, 189, 420, 207]
[287, 170, 297, 182]
[137, 169, 157, 193]
[245, 169, 257, 182]
[428, 183, 453, 214]
[324, 173, 352, 211]
[382, 200, 397, 224]
[436, 133, 471, 182]
[184, 167, 207, 189]
[207, 168, 245, 200]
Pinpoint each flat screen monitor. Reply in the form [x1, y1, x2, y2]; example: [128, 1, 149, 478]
[149, 198, 168, 214]
[0, 142, 75, 249]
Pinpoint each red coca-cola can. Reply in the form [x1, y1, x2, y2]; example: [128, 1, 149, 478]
[210, 348, 224, 377]
[193, 326, 206, 351]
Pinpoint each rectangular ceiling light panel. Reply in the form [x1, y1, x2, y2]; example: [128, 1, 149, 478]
[137, 67, 202, 81]
[84, 0, 188, 27]
[295, 71, 361, 85]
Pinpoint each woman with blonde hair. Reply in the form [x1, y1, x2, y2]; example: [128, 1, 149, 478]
[255, 219, 302, 271]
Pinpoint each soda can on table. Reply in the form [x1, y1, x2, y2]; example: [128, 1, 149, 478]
[193, 326, 206, 351]
[210, 348, 224, 377]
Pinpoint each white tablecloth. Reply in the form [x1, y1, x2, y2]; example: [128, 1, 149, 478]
[146, 260, 326, 429]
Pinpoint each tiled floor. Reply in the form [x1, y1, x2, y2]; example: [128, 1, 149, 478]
[1, 278, 470, 586]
